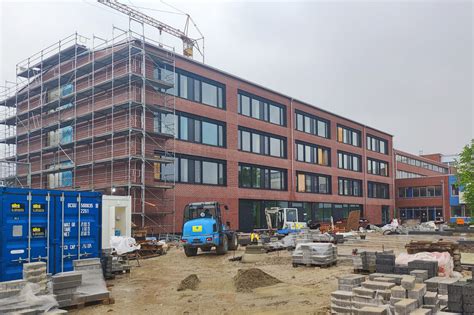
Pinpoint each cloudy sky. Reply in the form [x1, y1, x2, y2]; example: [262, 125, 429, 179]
[0, 0, 472, 155]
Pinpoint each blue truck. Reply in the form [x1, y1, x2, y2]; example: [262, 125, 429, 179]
[181, 202, 238, 256]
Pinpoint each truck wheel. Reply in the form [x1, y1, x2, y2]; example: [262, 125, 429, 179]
[184, 247, 198, 257]
[216, 235, 228, 255]
[228, 234, 239, 251]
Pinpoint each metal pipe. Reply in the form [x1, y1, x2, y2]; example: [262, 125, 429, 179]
[27, 191, 32, 262]
[77, 193, 81, 260]
[46, 192, 50, 273]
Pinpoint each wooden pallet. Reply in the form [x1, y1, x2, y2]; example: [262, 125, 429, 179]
[292, 260, 337, 268]
[63, 297, 115, 310]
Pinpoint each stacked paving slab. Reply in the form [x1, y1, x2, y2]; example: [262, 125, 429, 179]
[52, 271, 82, 308]
[22, 262, 47, 294]
[376, 253, 395, 274]
[408, 260, 438, 279]
[330, 272, 473, 315]
[73, 258, 111, 304]
[292, 243, 337, 267]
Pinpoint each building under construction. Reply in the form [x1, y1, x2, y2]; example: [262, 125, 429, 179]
[0, 28, 178, 233]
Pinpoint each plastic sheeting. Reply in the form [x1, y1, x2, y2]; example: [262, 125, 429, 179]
[110, 236, 141, 255]
[0, 282, 58, 313]
[395, 251, 454, 277]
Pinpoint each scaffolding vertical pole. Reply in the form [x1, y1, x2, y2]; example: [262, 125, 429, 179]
[140, 21, 146, 228]
[73, 33, 78, 189]
[39, 49, 44, 188]
[91, 35, 97, 190]
[126, 22, 133, 219]
[110, 28, 115, 192]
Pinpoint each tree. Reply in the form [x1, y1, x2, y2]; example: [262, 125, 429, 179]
[455, 140, 474, 216]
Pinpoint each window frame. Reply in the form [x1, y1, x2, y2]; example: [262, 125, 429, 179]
[338, 177, 363, 197]
[296, 171, 332, 195]
[238, 90, 287, 126]
[367, 181, 390, 199]
[367, 158, 389, 177]
[337, 150, 362, 172]
[337, 124, 362, 147]
[295, 140, 331, 167]
[294, 109, 330, 139]
[366, 134, 389, 155]
[238, 163, 287, 191]
[238, 126, 287, 159]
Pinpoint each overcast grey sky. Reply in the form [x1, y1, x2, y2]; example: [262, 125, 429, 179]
[1, 0, 472, 155]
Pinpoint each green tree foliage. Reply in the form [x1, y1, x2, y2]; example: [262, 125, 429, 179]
[456, 140, 474, 215]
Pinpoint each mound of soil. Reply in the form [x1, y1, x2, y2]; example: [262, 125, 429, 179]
[177, 274, 200, 291]
[233, 268, 282, 292]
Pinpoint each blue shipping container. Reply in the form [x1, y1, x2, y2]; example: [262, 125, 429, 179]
[0, 187, 102, 281]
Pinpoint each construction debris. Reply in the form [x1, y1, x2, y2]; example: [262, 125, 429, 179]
[177, 274, 200, 291]
[405, 240, 462, 272]
[233, 268, 281, 292]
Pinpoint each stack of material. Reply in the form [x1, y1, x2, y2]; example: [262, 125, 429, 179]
[101, 249, 115, 280]
[369, 273, 403, 285]
[331, 290, 353, 314]
[394, 265, 410, 275]
[337, 274, 366, 291]
[408, 260, 438, 279]
[423, 291, 440, 313]
[112, 256, 124, 274]
[0, 279, 27, 300]
[405, 240, 462, 272]
[51, 271, 82, 308]
[410, 269, 429, 283]
[22, 262, 47, 294]
[0, 281, 59, 314]
[360, 251, 377, 273]
[376, 253, 395, 274]
[447, 281, 474, 313]
[292, 243, 337, 267]
[73, 259, 111, 305]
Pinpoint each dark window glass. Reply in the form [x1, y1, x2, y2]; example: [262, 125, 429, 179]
[294, 110, 329, 139]
[238, 163, 287, 191]
[367, 158, 389, 176]
[368, 181, 389, 199]
[238, 91, 286, 126]
[338, 151, 361, 172]
[337, 125, 361, 147]
[295, 141, 331, 166]
[338, 177, 363, 196]
[296, 172, 331, 194]
[238, 127, 286, 158]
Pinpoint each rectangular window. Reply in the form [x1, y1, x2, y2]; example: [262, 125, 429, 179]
[337, 125, 361, 147]
[398, 185, 442, 198]
[296, 172, 331, 194]
[367, 158, 389, 176]
[155, 111, 225, 147]
[295, 141, 330, 166]
[395, 154, 448, 174]
[238, 91, 286, 126]
[294, 110, 329, 139]
[338, 177, 363, 196]
[158, 154, 226, 186]
[368, 181, 389, 199]
[238, 163, 287, 191]
[367, 135, 388, 154]
[337, 151, 361, 172]
[163, 67, 225, 108]
[238, 127, 286, 158]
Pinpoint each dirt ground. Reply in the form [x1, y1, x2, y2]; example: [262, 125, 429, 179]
[74, 233, 470, 315]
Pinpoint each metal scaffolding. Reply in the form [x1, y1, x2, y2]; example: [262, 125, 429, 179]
[0, 26, 177, 233]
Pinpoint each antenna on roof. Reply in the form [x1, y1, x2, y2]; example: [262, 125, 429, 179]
[97, 0, 205, 62]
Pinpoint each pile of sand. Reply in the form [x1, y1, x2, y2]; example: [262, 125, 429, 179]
[233, 268, 282, 292]
[177, 274, 200, 291]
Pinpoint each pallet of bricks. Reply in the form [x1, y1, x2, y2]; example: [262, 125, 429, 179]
[445, 267, 474, 314]
[292, 242, 337, 267]
[405, 240, 462, 272]
[353, 251, 387, 274]
[330, 270, 468, 315]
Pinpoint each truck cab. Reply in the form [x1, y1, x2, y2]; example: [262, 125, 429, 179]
[181, 202, 238, 256]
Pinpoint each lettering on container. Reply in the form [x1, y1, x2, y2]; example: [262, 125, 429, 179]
[11, 203, 25, 212]
[31, 226, 46, 238]
[32, 203, 45, 213]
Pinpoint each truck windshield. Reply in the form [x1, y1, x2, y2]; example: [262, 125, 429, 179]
[285, 209, 298, 222]
[183, 204, 217, 222]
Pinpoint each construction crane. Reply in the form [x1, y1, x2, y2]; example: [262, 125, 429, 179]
[97, 0, 204, 60]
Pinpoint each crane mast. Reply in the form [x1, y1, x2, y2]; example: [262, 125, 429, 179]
[97, 0, 204, 60]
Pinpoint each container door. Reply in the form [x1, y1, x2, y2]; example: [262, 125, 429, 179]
[53, 193, 101, 273]
[0, 190, 51, 281]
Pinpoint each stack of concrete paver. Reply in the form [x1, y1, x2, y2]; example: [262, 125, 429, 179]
[0, 279, 27, 300]
[408, 260, 438, 279]
[22, 262, 47, 294]
[337, 274, 366, 291]
[410, 269, 429, 283]
[360, 251, 377, 273]
[393, 265, 410, 275]
[101, 249, 115, 280]
[424, 276, 457, 309]
[73, 258, 111, 304]
[447, 281, 474, 314]
[292, 243, 337, 267]
[376, 253, 395, 274]
[52, 271, 82, 308]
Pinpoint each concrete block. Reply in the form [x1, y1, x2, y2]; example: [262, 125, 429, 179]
[331, 297, 352, 308]
[447, 301, 463, 313]
[438, 278, 458, 295]
[353, 287, 376, 298]
[394, 298, 418, 315]
[408, 283, 427, 300]
[422, 301, 439, 313]
[401, 276, 416, 290]
[353, 295, 380, 304]
[22, 262, 46, 270]
[331, 304, 352, 314]
[0, 289, 21, 299]
[358, 306, 388, 315]
[337, 274, 366, 285]
[339, 284, 359, 291]
[0, 279, 27, 291]
[331, 290, 353, 301]
[375, 289, 391, 301]
[362, 281, 396, 291]
[391, 286, 407, 298]
[390, 297, 403, 306]
[373, 277, 396, 284]
[438, 294, 448, 307]
[423, 291, 438, 305]
[52, 279, 81, 290]
[23, 266, 46, 277]
[52, 271, 82, 283]
[409, 308, 431, 315]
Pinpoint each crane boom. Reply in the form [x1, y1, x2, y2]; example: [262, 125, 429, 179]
[97, 0, 203, 59]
